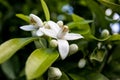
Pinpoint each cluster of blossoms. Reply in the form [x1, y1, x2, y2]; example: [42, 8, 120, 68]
[20, 14, 84, 60]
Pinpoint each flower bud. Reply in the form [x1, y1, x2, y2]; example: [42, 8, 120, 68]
[50, 39, 58, 48]
[101, 29, 110, 38]
[97, 42, 102, 49]
[69, 44, 78, 55]
[48, 67, 62, 80]
[107, 44, 112, 49]
[57, 21, 64, 27]
[78, 58, 86, 68]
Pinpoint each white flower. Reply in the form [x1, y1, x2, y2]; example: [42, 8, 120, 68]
[20, 14, 44, 36]
[40, 21, 84, 60]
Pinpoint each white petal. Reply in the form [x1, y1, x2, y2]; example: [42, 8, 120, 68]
[64, 33, 84, 40]
[20, 25, 36, 31]
[40, 28, 57, 38]
[30, 14, 43, 27]
[47, 21, 60, 32]
[58, 39, 69, 60]
[36, 29, 44, 36]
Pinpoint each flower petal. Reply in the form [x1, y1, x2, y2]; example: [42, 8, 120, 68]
[64, 33, 84, 40]
[47, 21, 60, 33]
[58, 39, 69, 60]
[30, 14, 43, 27]
[20, 25, 36, 31]
[40, 28, 57, 38]
[36, 29, 44, 36]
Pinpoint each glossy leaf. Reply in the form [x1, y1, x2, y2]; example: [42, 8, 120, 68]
[25, 48, 59, 79]
[16, 14, 30, 23]
[40, 0, 50, 21]
[0, 37, 37, 64]
[99, 0, 120, 14]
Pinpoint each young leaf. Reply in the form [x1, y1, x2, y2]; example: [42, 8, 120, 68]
[0, 37, 37, 64]
[40, 0, 50, 21]
[90, 48, 107, 62]
[16, 14, 30, 23]
[99, 0, 120, 14]
[25, 48, 59, 79]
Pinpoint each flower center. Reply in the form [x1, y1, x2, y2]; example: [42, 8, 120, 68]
[57, 25, 69, 39]
[30, 17, 39, 28]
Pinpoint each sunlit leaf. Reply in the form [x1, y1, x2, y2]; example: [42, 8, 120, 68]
[40, 0, 50, 21]
[0, 37, 37, 64]
[25, 48, 59, 79]
[16, 14, 29, 23]
[99, 0, 120, 14]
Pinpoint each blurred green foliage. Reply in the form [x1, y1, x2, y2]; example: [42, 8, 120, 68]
[0, 0, 120, 80]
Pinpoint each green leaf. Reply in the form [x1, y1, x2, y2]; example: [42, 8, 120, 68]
[90, 48, 107, 62]
[86, 0, 108, 29]
[91, 35, 111, 41]
[69, 14, 92, 35]
[16, 14, 29, 23]
[59, 72, 70, 80]
[87, 72, 109, 80]
[67, 22, 91, 34]
[108, 34, 120, 41]
[40, 0, 50, 21]
[99, 0, 120, 14]
[1, 55, 21, 79]
[25, 48, 59, 79]
[68, 73, 86, 80]
[1, 60, 16, 79]
[72, 14, 87, 22]
[0, 37, 37, 64]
